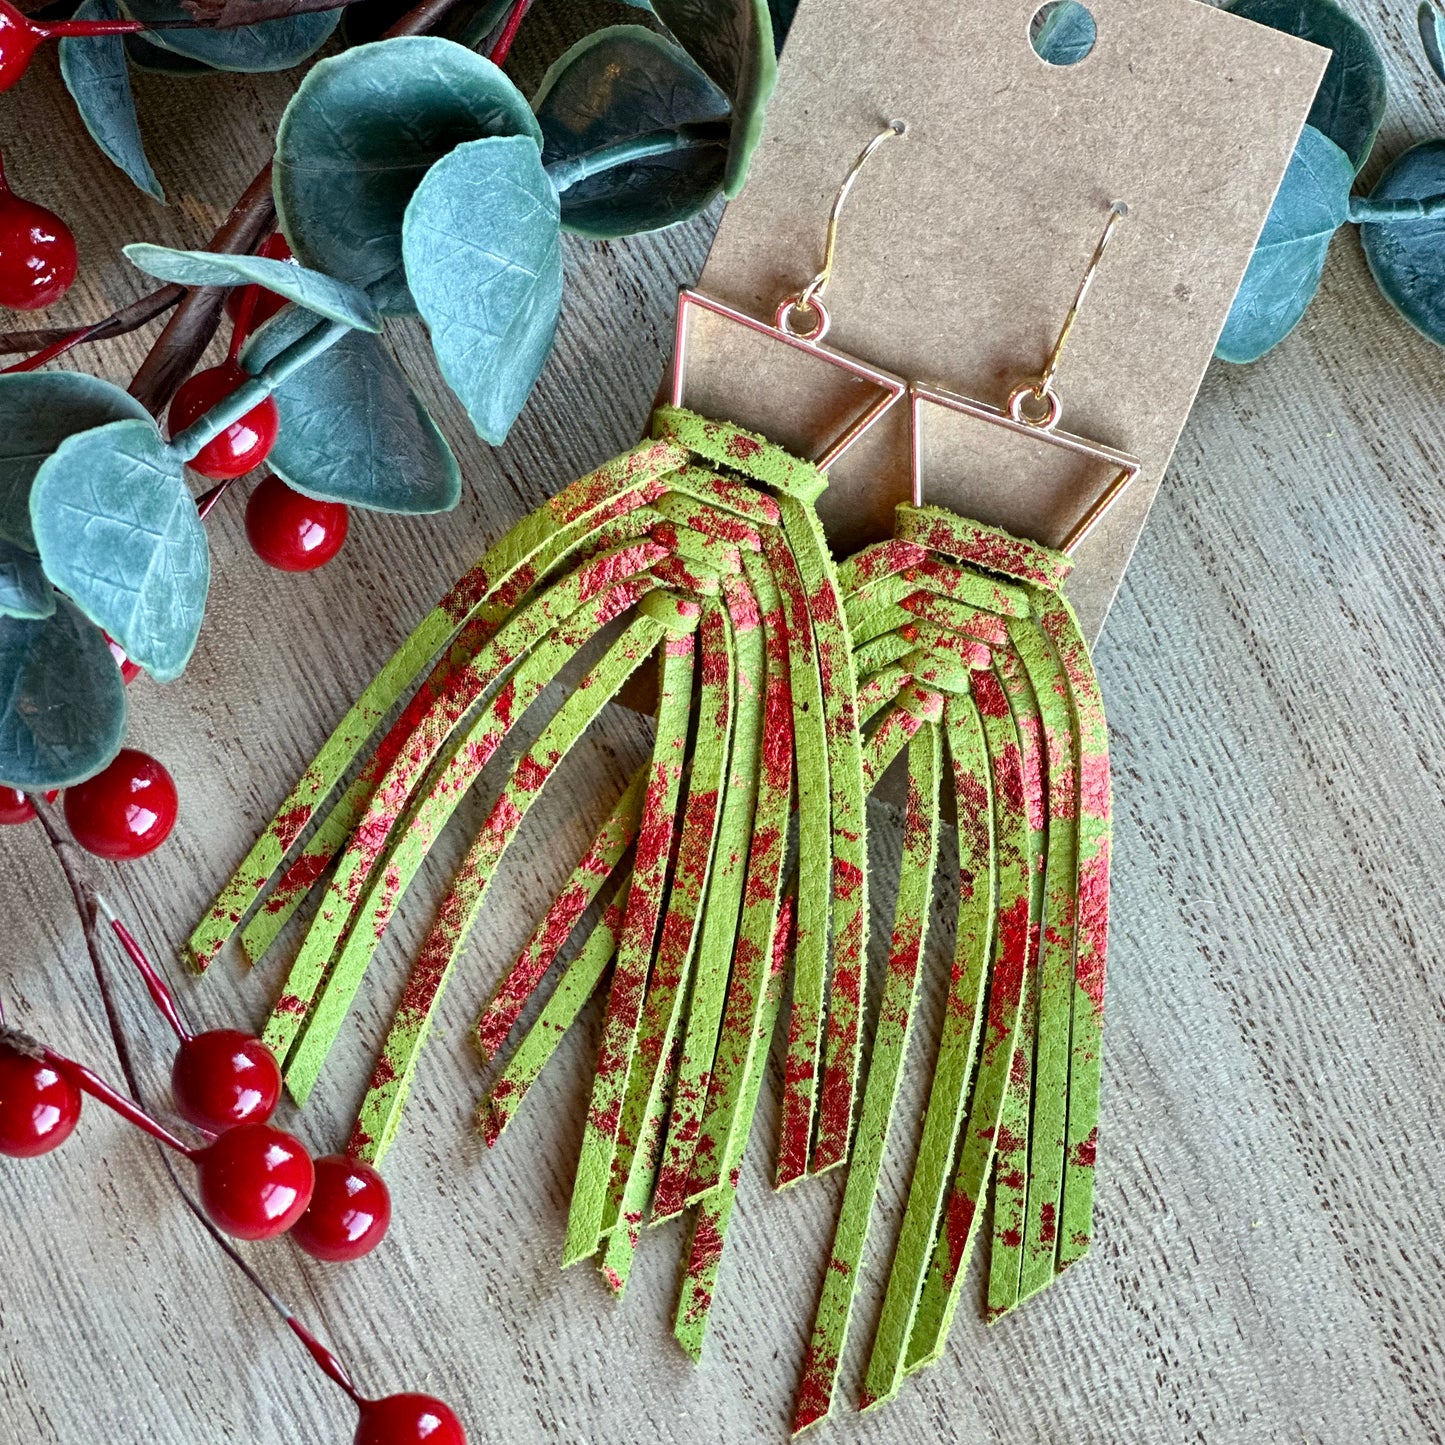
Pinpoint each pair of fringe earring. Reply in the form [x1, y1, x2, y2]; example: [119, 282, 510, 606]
[187, 132, 1135, 1432]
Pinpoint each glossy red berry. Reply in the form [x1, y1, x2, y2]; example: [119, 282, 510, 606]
[0, 1042, 82, 1157]
[355, 1394, 467, 1445]
[0, 787, 33, 824]
[246, 474, 349, 572]
[168, 360, 279, 481]
[63, 748, 178, 860]
[291, 1154, 392, 1262]
[225, 233, 295, 331]
[171, 1029, 282, 1134]
[105, 633, 143, 685]
[194, 1121, 315, 1240]
[0, 162, 77, 311]
[0, 4, 43, 93]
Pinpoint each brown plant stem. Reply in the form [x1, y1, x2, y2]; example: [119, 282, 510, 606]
[0, 284, 183, 357]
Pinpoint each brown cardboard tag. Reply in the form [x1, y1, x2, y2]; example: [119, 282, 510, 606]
[676, 0, 1328, 640]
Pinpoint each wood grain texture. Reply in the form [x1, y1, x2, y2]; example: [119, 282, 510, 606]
[2, 4, 1444, 1441]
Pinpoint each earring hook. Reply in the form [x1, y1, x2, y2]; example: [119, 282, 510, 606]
[1009, 198, 1128, 429]
[776, 119, 907, 341]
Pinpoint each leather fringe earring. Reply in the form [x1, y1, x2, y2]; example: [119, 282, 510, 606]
[186, 127, 908, 1328]
[792, 204, 1137, 1432]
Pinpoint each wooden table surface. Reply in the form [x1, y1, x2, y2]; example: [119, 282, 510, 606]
[3, 5, 1444, 1442]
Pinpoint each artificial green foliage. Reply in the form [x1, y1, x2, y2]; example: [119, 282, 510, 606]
[1357, 140, 1445, 347]
[59, 0, 165, 203]
[402, 135, 563, 445]
[1423, 0, 1445, 82]
[274, 38, 543, 316]
[123, 31, 214, 73]
[1227, 0, 1386, 172]
[124, 243, 383, 331]
[0, 372, 152, 552]
[118, 0, 338, 71]
[1216, 125, 1353, 363]
[533, 26, 730, 239]
[1032, 0, 1098, 65]
[241, 307, 462, 513]
[0, 599, 127, 790]
[0, 542, 55, 622]
[30, 419, 209, 683]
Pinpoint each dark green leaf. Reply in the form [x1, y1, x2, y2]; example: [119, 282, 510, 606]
[1216, 124, 1353, 363]
[30, 419, 208, 682]
[766, 0, 797, 53]
[651, 0, 777, 195]
[0, 372, 152, 553]
[535, 25, 729, 239]
[1032, 1, 1098, 66]
[0, 598, 127, 790]
[274, 37, 542, 316]
[1226, 0, 1387, 172]
[0, 541, 54, 621]
[444, 0, 518, 49]
[241, 306, 462, 512]
[402, 135, 563, 446]
[59, 0, 165, 203]
[123, 243, 381, 331]
[124, 31, 215, 73]
[118, 0, 338, 71]
[1421, 1, 1445, 84]
[1359, 139, 1445, 348]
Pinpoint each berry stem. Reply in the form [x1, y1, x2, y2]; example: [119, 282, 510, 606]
[92, 891, 193, 1043]
[39, 15, 148, 36]
[42, 1046, 199, 1155]
[486, 0, 532, 66]
[0, 321, 104, 373]
[0, 285, 183, 357]
[226, 279, 261, 366]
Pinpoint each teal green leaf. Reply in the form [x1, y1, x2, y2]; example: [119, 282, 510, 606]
[274, 37, 542, 316]
[444, 0, 517, 49]
[124, 31, 214, 74]
[1032, 0, 1098, 65]
[0, 372, 152, 553]
[30, 419, 208, 682]
[402, 135, 562, 446]
[1358, 139, 1445, 348]
[651, 0, 777, 196]
[0, 541, 54, 621]
[240, 306, 461, 513]
[1226, 0, 1387, 172]
[117, 0, 337, 72]
[123, 243, 381, 332]
[59, 0, 165, 203]
[0, 598, 127, 790]
[1217, 125, 1352, 363]
[534, 25, 729, 239]
[1420, 1, 1445, 83]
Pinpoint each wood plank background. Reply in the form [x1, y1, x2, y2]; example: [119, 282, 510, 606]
[2, 3, 1443, 1441]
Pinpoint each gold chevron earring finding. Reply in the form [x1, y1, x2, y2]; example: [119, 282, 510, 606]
[187, 125, 910, 1364]
[794, 202, 1139, 1433]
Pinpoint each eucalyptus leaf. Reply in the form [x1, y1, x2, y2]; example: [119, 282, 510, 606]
[0, 541, 54, 622]
[275, 37, 542, 316]
[1226, 0, 1387, 173]
[650, 0, 777, 196]
[1359, 139, 1445, 348]
[59, 0, 165, 203]
[402, 135, 563, 446]
[0, 372, 152, 553]
[445, 0, 517, 49]
[1421, 1, 1445, 84]
[118, 0, 338, 72]
[241, 306, 462, 513]
[1032, 0, 1098, 66]
[0, 598, 127, 790]
[123, 243, 381, 332]
[535, 26, 730, 239]
[124, 31, 215, 74]
[1216, 124, 1353, 363]
[31, 419, 208, 682]
[766, 0, 797, 53]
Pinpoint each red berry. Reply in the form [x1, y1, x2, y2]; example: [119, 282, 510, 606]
[0, 162, 77, 311]
[105, 633, 143, 684]
[0, 1042, 82, 1157]
[171, 1029, 282, 1134]
[0, 786, 33, 824]
[0, 4, 43, 93]
[355, 1394, 467, 1445]
[168, 360, 279, 481]
[194, 1121, 315, 1240]
[292, 1154, 392, 1262]
[63, 748, 178, 860]
[225, 233, 295, 331]
[246, 474, 349, 572]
